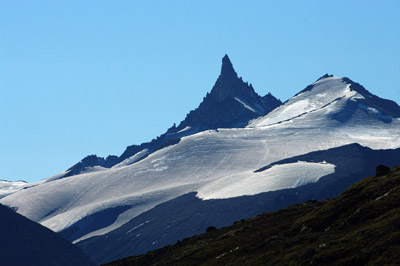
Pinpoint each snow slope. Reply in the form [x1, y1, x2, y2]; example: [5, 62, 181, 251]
[1, 75, 400, 246]
[248, 76, 352, 127]
[197, 161, 335, 200]
[0, 180, 43, 198]
[78, 143, 400, 265]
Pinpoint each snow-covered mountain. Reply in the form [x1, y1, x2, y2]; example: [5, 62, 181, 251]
[0, 179, 43, 199]
[249, 74, 399, 128]
[1, 56, 400, 264]
[0, 203, 95, 266]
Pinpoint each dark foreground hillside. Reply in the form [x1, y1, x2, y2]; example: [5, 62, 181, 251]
[0, 204, 96, 266]
[105, 165, 400, 266]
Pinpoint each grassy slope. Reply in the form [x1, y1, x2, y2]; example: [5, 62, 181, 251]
[104, 166, 400, 266]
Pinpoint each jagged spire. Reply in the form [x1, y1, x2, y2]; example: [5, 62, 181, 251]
[220, 54, 238, 79]
[209, 54, 242, 102]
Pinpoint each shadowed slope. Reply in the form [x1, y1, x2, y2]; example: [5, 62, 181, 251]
[105, 165, 400, 266]
[0, 204, 95, 266]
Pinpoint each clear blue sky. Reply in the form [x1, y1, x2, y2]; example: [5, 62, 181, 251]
[1, 1, 399, 182]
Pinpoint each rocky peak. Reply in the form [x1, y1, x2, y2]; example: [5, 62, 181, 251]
[173, 55, 281, 131]
[262, 92, 282, 107]
[316, 73, 334, 82]
[209, 54, 250, 102]
[220, 54, 238, 79]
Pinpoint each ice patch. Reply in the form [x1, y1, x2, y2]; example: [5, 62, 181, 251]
[177, 126, 191, 134]
[126, 220, 150, 234]
[235, 97, 256, 113]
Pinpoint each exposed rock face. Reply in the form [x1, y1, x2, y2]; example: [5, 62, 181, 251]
[175, 54, 281, 131]
[343, 77, 400, 119]
[63, 154, 119, 178]
[211, 54, 243, 102]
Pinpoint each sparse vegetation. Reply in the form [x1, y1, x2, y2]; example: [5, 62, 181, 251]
[104, 166, 400, 266]
[206, 226, 217, 233]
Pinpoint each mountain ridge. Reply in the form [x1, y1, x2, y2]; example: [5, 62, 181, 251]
[57, 55, 281, 179]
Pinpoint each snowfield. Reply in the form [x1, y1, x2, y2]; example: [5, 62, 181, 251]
[1, 75, 400, 244]
[0, 180, 42, 198]
[196, 161, 336, 200]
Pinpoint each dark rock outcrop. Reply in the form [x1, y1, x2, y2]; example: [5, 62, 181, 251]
[62, 154, 119, 178]
[376, 165, 390, 176]
[343, 77, 400, 119]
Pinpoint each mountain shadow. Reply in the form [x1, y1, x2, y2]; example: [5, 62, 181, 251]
[0, 204, 96, 266]
[104, 165, 400, 266]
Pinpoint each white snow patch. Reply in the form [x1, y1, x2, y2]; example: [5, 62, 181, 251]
[235, 97, 256, 113]
[196, 161, 335, 200]
[125, 220, 150, 234]
[177, 126, 192, 134]
[358, 103, 379, 114]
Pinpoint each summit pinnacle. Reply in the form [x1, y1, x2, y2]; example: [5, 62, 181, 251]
[173, 55, 281, 131]
[220, 54, 238, 79]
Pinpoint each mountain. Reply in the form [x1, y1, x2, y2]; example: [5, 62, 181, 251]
[249, 74, 400, 128]
[174, 54, 281, 132]
[104, 165, 400, 266]
[76, 143, 400, 264]
[1, 57, 399, 264]
[0, 203, 95, 266]
[0, 179, 42, 198]
[58, 55, 281, 178]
